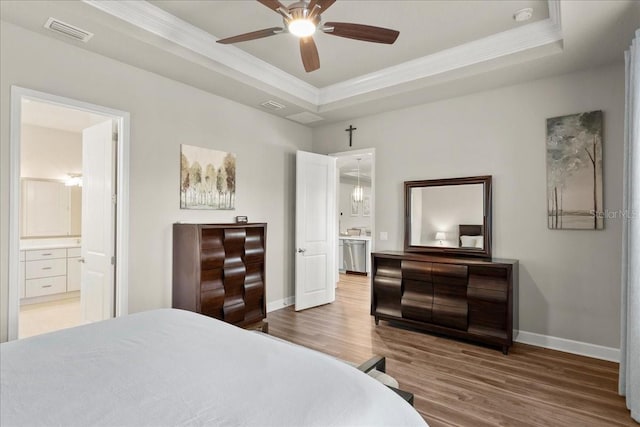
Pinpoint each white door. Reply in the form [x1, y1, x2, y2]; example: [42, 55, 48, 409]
[295, 151, 336, 311]
[81, 121, 115, 323]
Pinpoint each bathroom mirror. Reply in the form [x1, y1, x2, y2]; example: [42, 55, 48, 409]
[404, 175, 492, 258]
[21, 178, 82, 238]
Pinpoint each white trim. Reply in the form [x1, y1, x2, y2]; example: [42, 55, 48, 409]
[267, 296, 295, 313]
[83, 0, 563, 110]
[548, 0, 562, 29]
[82, 0, 319, 106]
[515, 330, 620, 362]
[8, 86, 130, 341]
[319, 18, 562, 105]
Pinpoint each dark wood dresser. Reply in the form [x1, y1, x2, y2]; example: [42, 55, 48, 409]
[172, 223, 266, 328]
[371, 251, 518, 354]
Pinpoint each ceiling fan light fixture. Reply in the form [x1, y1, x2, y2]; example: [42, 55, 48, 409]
[288, 19, 316, 37]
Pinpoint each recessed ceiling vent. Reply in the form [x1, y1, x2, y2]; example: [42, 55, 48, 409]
[286, 112, 324, 124]
[44, 18, 94, 42]
[260, 100, 286, 111]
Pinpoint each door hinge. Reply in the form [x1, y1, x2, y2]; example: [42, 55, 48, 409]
[112, 194, 117, 204]
[111, 256, 116, 266]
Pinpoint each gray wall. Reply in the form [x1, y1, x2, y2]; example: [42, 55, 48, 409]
[0, 21, 312, 342]
[312, 63, 625, 348]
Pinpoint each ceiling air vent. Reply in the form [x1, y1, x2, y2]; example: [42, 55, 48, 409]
[286, 112, 324, 124]
[44, 18, 94, 42]
[260, 100, 286, 111]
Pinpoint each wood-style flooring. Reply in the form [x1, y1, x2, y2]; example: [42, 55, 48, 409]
[267, 274, 634, 427]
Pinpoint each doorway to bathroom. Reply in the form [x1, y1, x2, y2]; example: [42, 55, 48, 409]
[8, 87, 130, 340]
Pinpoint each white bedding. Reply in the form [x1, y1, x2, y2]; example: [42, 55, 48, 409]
[1, 309, 427, 427]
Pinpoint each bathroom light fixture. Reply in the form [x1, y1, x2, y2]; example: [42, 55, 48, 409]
[352, 158, 364, 204]
[435, 231, 446, 245]
[65, 173, 82, 187]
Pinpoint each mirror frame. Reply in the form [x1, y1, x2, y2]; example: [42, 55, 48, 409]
[404, 175, 492, 258]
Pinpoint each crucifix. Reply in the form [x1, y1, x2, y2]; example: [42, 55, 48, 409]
[345, 124, 357, 147]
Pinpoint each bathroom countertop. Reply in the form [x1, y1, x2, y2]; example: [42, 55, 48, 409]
[338, 235, 371, 241]
[20, 238, 81, 251]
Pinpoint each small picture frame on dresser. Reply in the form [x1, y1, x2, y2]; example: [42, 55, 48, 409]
[235, 215, 248, 224]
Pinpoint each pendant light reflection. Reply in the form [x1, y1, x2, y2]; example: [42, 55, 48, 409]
[352, 158, 363, 204]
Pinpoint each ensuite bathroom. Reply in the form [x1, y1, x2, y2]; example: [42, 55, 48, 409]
[15, 99, 113, 338]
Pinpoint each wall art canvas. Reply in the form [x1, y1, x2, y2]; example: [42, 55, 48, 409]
[362, 196, 371, 217]
[350, 197, 360, 216]
[180, 144, 236, 210]
[546, 110, 603, 229]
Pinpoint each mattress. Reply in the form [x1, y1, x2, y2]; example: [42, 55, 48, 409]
[1, 309, 427, 426]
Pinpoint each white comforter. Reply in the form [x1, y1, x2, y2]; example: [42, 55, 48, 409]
[1, 309, 427, 427]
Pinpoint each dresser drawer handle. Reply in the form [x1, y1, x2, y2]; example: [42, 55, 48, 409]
[42, 267, 52, 270]
[41, 285, 52, 288]
[41, 253, 53, 256]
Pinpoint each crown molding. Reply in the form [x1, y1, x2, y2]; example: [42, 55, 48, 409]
[318, 17, 563, 105]
[82, 0, 319, 105]
[83, 0, 563, 111]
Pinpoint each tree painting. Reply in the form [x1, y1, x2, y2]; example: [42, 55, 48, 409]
[546, 111, 603, 229]
[180, 144, 236, 210]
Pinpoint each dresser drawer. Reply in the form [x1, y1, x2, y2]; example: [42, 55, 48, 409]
[25, 248, 66, 261]
[26, 258, 66, 279]
[25, 276, 67, 298]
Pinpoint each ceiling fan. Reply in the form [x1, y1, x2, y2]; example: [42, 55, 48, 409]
[216, 0, 400, 73]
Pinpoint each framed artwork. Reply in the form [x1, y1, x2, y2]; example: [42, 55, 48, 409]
[180, 144, 236, 210]
[546, 110, 603, 229]
[350, 197, 360, 216]
[362, 196, 371, 217]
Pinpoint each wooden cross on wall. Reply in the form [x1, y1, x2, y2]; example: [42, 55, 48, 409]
[345, 125, 357, 147]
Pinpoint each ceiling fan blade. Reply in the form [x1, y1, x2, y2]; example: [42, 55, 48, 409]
[323, 22, 399, 44]
[256, 0, 287, 13]
[308, 0, 336, 20]
[300, 36, 320, 72]
[216, 27, 283, 44]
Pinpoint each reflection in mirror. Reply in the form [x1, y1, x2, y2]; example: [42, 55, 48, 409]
[21, 178, 82, 238]
[404, 175, 492, 258]
[410, 184, 484, 249]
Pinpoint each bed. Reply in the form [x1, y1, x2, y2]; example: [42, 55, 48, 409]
[458, 224, 484, 248]
[1, 309, 426, 426]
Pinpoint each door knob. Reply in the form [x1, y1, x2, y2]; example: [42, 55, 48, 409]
[297, 248, 306, 253]
[78, 258, 85, 263]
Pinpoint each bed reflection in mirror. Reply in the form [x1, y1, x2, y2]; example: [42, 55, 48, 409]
[410, 184, 484, 249]
[405, 175, 492, 257]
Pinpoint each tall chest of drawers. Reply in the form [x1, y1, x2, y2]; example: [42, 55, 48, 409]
[172, 223, 266, 327]
[371, 251, 518, 354]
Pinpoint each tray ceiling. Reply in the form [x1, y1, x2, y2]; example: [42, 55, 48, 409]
[1, 0, 637, 126]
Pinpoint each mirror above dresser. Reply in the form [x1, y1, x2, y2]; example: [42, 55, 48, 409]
[404, 175, 492, 258]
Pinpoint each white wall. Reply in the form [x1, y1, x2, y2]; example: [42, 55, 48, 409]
[0, 22, 312, 341]
[312, 63, 625, 349]
[20, 124, 81, 180]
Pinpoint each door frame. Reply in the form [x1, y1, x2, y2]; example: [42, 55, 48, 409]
[8, 86, 130, 340]
[330, 148, 376, 283]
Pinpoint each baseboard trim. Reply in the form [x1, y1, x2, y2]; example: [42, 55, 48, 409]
[515, 330, 620, 362]
[266, 296, 295, 313]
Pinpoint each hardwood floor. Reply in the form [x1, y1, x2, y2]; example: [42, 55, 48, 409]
[267, 274, 634, 426]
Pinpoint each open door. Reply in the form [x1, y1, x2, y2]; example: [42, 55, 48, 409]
[81, 121, 115, 323]
[295, 151, 337, 311]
